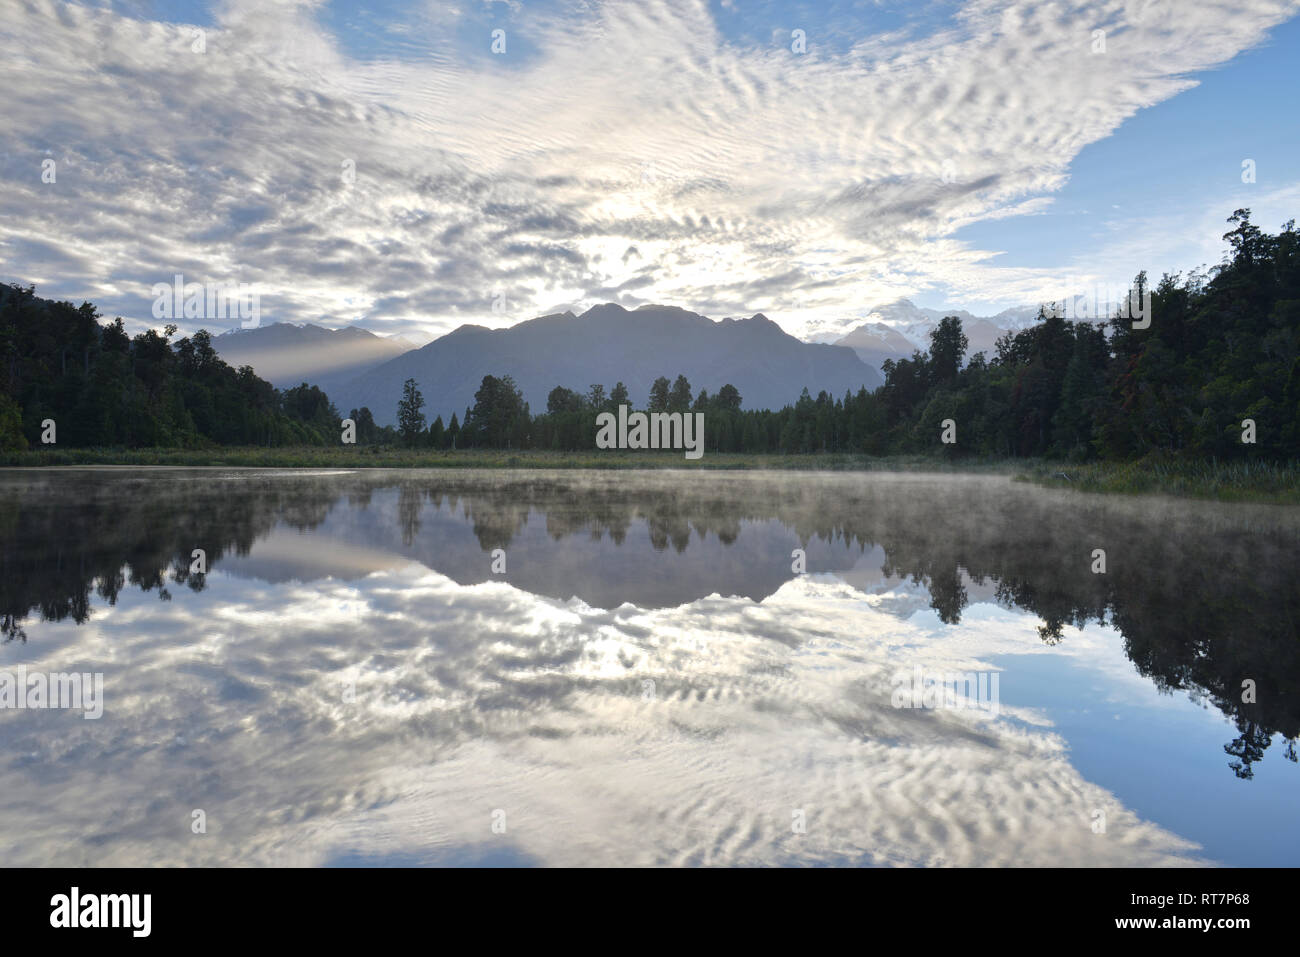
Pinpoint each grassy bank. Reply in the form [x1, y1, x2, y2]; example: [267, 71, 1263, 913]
[0, 445, 1017, 472]
[1017, 457, 1300, 504]
[2, 446, 1296, 503]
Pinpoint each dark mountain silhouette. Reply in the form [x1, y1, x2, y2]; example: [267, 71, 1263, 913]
[331, 303, 882, 424]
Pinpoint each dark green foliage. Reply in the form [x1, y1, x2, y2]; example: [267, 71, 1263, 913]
[0, 392, 26, 450]
[668, 374, 692, 412]
[348, 406, 382, 445]
[396, 378, 426, 446]
[546, 385, 584, 414]
[463, 374, 529, 448]
[866, 211, 1299, 462]
[647, 376, 670, 412]
[928, 315, 968, 386]
[4, 211, 1295, 461]
[0, 284, 339, 448]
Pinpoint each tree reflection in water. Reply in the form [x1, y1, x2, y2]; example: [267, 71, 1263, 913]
[1, 469, 1296, 779]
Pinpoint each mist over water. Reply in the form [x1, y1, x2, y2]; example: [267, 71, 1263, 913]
[1, 468, 1296, 866]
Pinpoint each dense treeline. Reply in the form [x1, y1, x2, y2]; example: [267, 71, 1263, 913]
[0, 284, 341, 449]
[868, 209, 1300, 461]
[4, 210, 1297, 460]
[370, 210, 1300, 460]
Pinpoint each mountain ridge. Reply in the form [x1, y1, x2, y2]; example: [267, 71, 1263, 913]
[331, 302, 882, 425]
[212, 322, 412, 399]
[210, 299, 1043, 424]
[834, 298, 1041, 370]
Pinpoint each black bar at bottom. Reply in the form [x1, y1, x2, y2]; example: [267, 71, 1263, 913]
[1, 867, 1280, 943]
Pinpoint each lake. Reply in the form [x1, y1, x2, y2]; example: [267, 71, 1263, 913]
[1, 468, 1296, 866]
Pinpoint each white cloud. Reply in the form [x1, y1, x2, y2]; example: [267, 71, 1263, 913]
[1, 0, 1296, 339]
[1, 564, 1206, 866]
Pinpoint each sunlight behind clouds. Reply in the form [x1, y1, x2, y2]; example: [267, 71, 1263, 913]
[2, 0, 1297, 337]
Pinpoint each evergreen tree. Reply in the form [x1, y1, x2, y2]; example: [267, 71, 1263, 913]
[446, 412, 460, 449]
[715, 384, 742, 412]
[396, 378, 426, 446]
[647, 376, 671, 412]
[669, 374, 692, 412]
[928, 315, 968, 385]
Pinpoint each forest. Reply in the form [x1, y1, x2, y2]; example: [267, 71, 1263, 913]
[3, 210, 1297, 462]
[0, 285, 337, 448]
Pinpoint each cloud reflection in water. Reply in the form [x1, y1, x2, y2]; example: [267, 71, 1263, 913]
[3, 469, 1296, 866]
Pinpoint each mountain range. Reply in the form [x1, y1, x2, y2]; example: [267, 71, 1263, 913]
[213, 299, 1045, 426]
[832, 299, 1041, 369]
[213, 322, 411, 400]
[329, 304, 881, 425]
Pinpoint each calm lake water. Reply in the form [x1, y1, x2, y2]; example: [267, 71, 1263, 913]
[1, 468, 1297, 867]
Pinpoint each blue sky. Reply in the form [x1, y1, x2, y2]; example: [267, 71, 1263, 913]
[944, 11, 1300, 314]
[3, 0, 1299, 340]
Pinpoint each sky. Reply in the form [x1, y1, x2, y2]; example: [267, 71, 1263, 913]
[2, 0, 1298, 343]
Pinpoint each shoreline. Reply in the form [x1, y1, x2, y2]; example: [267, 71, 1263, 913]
[2, 447, 1296, 505]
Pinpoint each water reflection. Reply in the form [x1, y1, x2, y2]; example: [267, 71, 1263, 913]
[0, 468, 1296, 866]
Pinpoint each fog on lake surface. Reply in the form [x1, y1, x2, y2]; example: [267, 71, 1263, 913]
[1, 468, 1297, 866]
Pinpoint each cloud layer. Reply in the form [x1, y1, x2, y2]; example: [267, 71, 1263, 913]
[1, 563, 1206, 867]
[2, 0, 1297, 339]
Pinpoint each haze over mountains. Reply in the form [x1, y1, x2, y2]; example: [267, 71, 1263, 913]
[212, 300, 1049, 425]
[213, 323, 410, 400]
